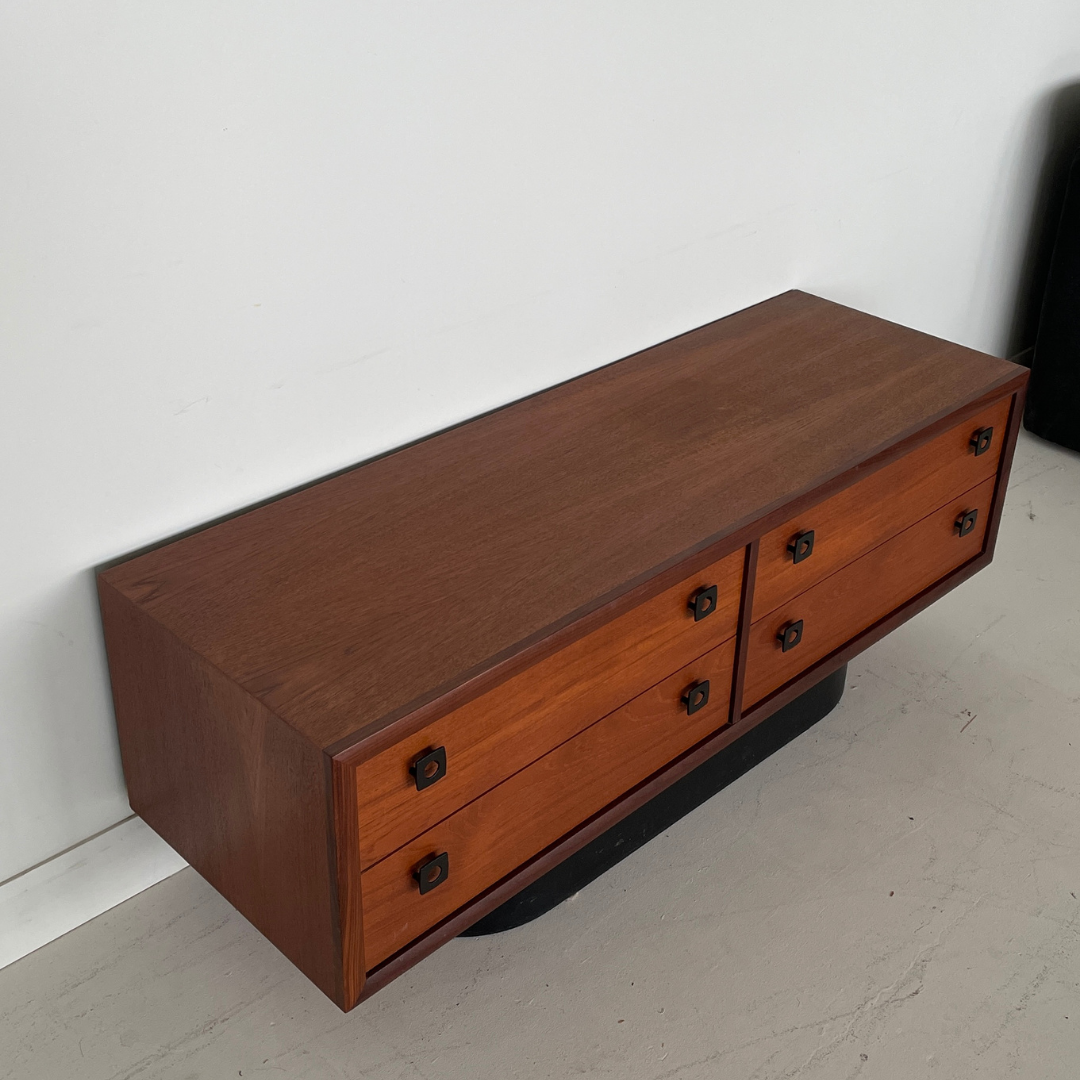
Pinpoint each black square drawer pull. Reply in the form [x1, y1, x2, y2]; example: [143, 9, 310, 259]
[681, 680, 710, 715]
[970, 427, 994, 456]
[787, 530, 815, 564]
[414, 852, 449, 894]
[777, 619, 804, 652]
[688, 585, 718, 621]
[410, 746, 447, 791]
[955, 508, 979, 537]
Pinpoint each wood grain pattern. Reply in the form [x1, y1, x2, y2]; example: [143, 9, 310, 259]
[357, 383, 1029, 1000]
[99, 291, 1023, 753]
[738, 389, 1025, 728]
[329, 375, 1025, 767]
[354, 549, 742, 869]
[360, 637, 737, 969]
[359, 541, 1006, 1000]
[96, 579, 346, 1006]
[332, 750, 366, 1009]
[752, 396, 1011, 620]
[95, 290, 1029, 1011]
[743, 475, 998, 708]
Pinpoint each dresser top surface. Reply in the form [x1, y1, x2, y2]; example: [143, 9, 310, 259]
[101, 291, 1024, 750]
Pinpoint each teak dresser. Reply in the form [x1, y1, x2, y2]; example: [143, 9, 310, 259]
[98, 291, 1028, 1010]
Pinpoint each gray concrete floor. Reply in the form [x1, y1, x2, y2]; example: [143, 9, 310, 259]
[3, 429, 1080, 1080]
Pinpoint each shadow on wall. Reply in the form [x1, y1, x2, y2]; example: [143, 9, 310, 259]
[1007, 80, 1080, 361]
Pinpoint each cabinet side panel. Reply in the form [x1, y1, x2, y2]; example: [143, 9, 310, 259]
[983, 388, 1027, 561]
[98, 578, 344, 1007]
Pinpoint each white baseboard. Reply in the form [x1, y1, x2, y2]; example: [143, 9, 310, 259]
[0, 817, 187, 971]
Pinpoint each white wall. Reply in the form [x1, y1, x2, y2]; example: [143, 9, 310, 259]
[2, 2, 1079, 884]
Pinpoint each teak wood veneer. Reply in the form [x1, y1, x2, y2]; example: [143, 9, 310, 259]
[98, 291, 1028, 1010]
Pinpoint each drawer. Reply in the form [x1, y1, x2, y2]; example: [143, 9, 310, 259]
[753, 396, 1011, 620]
[355, 548, 744, 870]
[743, 475, 996, 708]
[360, 635, 737, 968]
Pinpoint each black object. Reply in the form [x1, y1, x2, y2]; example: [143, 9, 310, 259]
[688, 585, 718, 621]
[955, 509, 979, 538]
[787, 530, 815, 563]
[970, 427, 994, 457]
[414, 852, 450, 894]
[410, 746, 447, 791]
[681, 680, 711, 715]
[461, 663, 847, 936]
[1026, 148, 1080, 451]
[777, 619, 804, 652]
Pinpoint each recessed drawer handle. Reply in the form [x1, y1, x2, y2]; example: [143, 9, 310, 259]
[970, 427, 994, 456]
[681, 680, 711, 715]
[787, 530, 815, 564]
[688, 585, 718, 621]
[777, 619, 804, 652]
[414, 852, 449, 894]
[955, 508, 979, 537]
[410, 747, 447, 791]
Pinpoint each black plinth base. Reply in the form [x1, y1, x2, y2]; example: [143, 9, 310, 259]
[460, 664, 848, 937]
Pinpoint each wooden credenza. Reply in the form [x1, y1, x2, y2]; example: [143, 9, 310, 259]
[98, 292, 1028, 1010]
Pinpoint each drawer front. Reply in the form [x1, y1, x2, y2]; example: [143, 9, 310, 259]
[753, 396, 1011, 620]
[743, 475, 996, 708]
[360, 636, 737, 968]
[355, 549, 743, 870]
